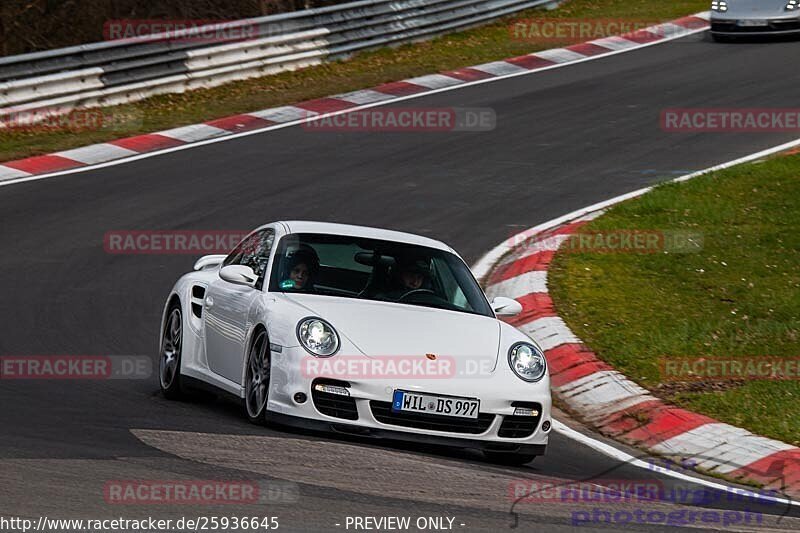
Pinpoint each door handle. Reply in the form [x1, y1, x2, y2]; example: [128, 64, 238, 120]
[206, 296, 214, 308]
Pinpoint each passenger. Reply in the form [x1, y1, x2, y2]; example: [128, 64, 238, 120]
[282, 247, 319, 290]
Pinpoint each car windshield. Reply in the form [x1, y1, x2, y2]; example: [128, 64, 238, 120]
[269, 233, 493, 317]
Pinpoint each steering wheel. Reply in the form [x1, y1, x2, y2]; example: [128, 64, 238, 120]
[397, 288, 437, 302]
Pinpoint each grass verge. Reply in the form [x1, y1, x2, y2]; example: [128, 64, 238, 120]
[0, 0, 708, 162]
[549, 152, 800, 445]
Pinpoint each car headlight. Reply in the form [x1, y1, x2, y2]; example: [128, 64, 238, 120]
[787, 0, 799, 11]
[711, 0, 728, 12]
[297, 317, 340, 357]
[508, 342, 547, 382]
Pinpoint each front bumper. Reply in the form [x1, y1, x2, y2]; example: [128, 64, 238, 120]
[267, 346, 552, 450]
[711, 14, 800, 35]
[266, 410, 547, 455]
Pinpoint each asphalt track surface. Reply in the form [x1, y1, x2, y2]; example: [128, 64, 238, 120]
[2, 30, 800, 532]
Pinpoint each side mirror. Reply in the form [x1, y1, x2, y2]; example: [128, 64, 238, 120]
[491, 296, 523, 317]
[219, 265, 258, 287]
[194, 254, 227, 271]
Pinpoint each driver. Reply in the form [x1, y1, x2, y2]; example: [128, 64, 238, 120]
[280, 246, 319, 291]
[381, 256, 431, 300]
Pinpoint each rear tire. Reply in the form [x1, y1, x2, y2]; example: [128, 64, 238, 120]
[484, 451, 536, 466]
[160, 303, 184, 400]
[245, 329, 271, 424]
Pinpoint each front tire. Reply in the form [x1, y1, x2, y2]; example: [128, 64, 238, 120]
[160, 303, 184, 400]
[245, 329, 271, 424]
[484, 451, 536, 466]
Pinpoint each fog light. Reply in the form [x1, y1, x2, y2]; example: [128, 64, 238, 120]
[513, 407, 540, 417]
[293, 392, 307, 403]
[314, 383, 350, 396]
[541, 420, 551, 432]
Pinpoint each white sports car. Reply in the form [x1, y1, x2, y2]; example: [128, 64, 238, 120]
[159, 221, 551, 464]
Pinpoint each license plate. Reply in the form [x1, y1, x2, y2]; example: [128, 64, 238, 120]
[738, 19, 768, 27]
[392, 390, 480, 419]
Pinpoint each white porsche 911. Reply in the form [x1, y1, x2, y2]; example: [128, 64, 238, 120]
[159, 221, 551, 464]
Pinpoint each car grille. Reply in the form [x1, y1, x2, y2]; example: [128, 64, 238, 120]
[772, 20, 800, 31]
[498, 402, 543, 438]
[311, 380, 358, 420]
[370, 401, 494, 434]
[712, 20, 800, 33]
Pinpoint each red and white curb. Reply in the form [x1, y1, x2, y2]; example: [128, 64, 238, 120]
[0, 13, 710, 185]
[475, 139, 800, 497]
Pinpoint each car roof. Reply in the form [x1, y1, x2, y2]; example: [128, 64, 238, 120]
[274, 221, 456, 253]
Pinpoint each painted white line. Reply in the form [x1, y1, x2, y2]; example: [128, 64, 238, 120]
[533, 48, 587, 64]
[249, 105, 317, 123]
[518, 315, 581, 351]
[651, 23, 690, 39]
[0, 18, 712, 189]
[334, 89, 397, 105]
[574, 209, 606, 223]
[552, 419, 800, 507]
[556, 370, 653, 411]
[470, 61, 529, 76]
[0, 165, 32, 181]
[158, 124, 229, 143]
[496, 234, 570, 267]
[404, 74, 464, 89]
[55, 143, 138, 165]
[472, 136, 800, 282]
[590, 36, 641, 51]
[485, 269, 547, 299]
[651, 423, 796, 474]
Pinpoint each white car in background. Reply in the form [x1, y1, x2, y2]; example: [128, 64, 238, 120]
[159, 221, 551, 464]
[711, 0, 800, 40]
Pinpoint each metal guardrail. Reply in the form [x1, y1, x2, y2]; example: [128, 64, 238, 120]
[0, 0, 559, 121]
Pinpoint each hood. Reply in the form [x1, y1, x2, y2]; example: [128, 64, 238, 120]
[285, 293, 500, 362]
[723, 0, 794, 16]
